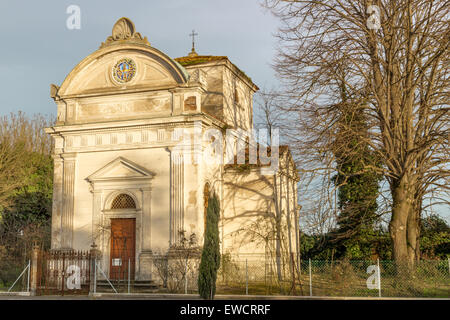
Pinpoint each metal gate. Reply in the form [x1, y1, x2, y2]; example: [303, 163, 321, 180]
[36, 250, 92, 296]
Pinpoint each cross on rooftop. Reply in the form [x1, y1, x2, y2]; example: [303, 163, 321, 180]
[189, 29, 199, 56]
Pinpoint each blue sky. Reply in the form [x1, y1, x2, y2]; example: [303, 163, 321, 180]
[1, 1, 447, 222]
[0, 0, 279, 116]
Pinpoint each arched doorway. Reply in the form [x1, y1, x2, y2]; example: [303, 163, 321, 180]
[109, 193, 137, 281]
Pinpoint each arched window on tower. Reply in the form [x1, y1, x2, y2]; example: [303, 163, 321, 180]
[111, 194, 136, 210]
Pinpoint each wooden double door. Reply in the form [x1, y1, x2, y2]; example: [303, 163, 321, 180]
[110, 218, 136, 280]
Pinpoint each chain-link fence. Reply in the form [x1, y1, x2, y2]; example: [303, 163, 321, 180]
[213, 255, 450, 298]
[0, 256, 30, 292]
[88, 254, 449, 297]
[4, 249, 447, 298]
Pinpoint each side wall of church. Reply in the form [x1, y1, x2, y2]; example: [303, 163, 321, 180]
[197, 65, 225, 121]
[222, 66, 253, 131]
[222, 164, 299, 262]
[223, 168, 274, 257]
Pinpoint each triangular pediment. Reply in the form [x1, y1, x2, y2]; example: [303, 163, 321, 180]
[86, 157, 154, 182]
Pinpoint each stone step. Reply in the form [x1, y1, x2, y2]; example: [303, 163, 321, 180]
[95, 280, 159, 292]
[97, 280, 159, 289]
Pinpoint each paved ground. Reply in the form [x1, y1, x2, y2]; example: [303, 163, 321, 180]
[0, 292, 448, 300]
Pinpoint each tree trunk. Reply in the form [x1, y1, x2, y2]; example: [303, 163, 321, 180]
[407, 197, 421, 265]
[389, 177, 414, 268]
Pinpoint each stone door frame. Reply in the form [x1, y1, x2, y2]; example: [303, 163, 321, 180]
[102, 190, 142, 280]
[85, 157, 154, 280]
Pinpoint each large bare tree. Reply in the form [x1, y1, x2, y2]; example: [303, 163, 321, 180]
[266, 0, 449, 267]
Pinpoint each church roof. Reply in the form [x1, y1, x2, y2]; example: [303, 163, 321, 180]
[174, 55, 228, 66]
[174, 55, 258, 91]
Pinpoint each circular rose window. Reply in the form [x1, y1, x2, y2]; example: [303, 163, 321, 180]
[113, 58, 136, 83]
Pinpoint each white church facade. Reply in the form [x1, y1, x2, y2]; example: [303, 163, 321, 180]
[45, 18, 300, 281]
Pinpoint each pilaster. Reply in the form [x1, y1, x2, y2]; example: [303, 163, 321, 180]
[169, 150, 184, 245]
[61, 153, 77, 249]
[51, 155, 63, 249]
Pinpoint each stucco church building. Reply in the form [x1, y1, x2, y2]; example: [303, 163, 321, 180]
[45, 18, 300, 281]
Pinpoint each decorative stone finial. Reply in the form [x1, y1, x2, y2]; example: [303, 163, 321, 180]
[100, 17, 150, 48]
[50, 84, 60, 101]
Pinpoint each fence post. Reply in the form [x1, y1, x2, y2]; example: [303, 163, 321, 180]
[264, 259, 268, 295]
[90, 243, 100, 295]
[27, 259, 31, 293]
[309, 259, 312, 297]
[245, 259, 248, 295]
[30, 243, 40, 296]
[264, 259, 266, 286]
[377, 259, 381, 298]
[184, 259, 188, 295]
[94, 258, 97, 294]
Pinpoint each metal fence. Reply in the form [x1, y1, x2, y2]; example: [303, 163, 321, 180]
[36, 250, 92, 295]
[214, 256, 450, 298]
[2, 253, 449, 298]
[0, 256, 30, 293]
[85, 255, 450, 298]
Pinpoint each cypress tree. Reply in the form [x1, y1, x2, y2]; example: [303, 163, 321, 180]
[198, 193, 221, 299]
